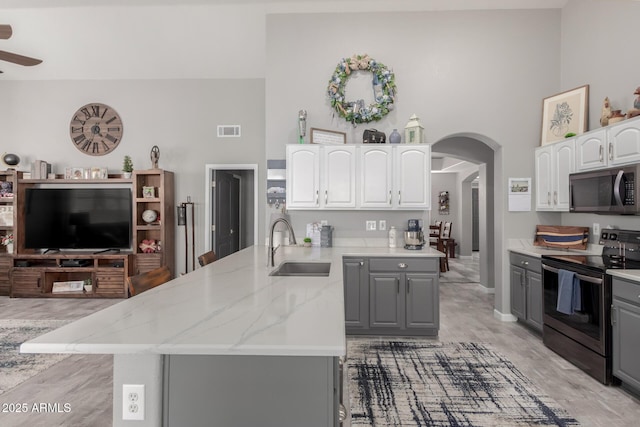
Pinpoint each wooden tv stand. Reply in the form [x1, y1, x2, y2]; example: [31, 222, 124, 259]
[10, 252, 133, 298]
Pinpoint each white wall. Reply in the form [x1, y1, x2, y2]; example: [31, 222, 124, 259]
[0, 79, 265, 274]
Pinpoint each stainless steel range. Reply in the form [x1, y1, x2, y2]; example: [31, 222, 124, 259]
[541, 228, 640, 385]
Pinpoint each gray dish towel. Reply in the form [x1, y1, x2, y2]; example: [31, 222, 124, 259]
[557, 269, 582, 315]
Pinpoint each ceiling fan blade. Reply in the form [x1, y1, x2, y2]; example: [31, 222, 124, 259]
[0, 25, 12, 40]
[0, 50, 42, 66]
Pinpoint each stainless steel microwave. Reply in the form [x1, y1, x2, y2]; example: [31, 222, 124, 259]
[569, 164, 639, 214]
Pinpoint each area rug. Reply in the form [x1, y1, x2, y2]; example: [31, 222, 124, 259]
[347, 340, 580, 427]
[0, 319, 70, 395]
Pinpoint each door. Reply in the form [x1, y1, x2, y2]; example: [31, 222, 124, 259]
[394, 146, 430, 209]
[213, 170, 240, 259]
[553, 139, 575, 211]
[526, 271, 543, 331]
[609, 120, 640, 166]
[360, 146, 393, 208]
[323, 146, 356, 208]
[534, 146, 553, 210]
[576, 129, 607, 171]
[369, 274, 402, 328]
[286, 145, 320, 209]
[510, 265, 526, 319]
[405, 273, 438, 329]
[343, 258, 367, 329]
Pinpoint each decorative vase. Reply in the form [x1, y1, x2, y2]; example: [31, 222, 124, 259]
[123, 171, 132, 179]
[389, 129, 401, 144]
[6, 243, 13, 254]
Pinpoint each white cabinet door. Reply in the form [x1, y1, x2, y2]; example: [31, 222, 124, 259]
[359, 146, 393, 208]
[322, 146, 356, 208]
[553, 139, 575, 211]
[535, 145, 553, 210]
[394, 146, 430, 209]
[535, 140, 575, 211]
[575, 129, 607, 171]
[286, 145, 320, 209]
[609, 118, 640, 166]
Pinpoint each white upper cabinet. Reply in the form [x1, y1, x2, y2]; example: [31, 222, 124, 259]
[287, 144, 431, 210]
[394, 145, 431, 209]
[535, 139, 575, 211]
[322, 146, 356, 208]
[286, 145, 320, 209]
[360, 146, 393, 208]
[575, 117, 640, 171]
[575, 129, 607, 171]
[609, 119, 640, 166]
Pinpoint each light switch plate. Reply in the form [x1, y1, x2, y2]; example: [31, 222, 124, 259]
[379, 220, 387, 231]
[366, 220, 377, 231]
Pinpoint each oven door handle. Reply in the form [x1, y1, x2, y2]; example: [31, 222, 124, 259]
[542, 264, 603, 284]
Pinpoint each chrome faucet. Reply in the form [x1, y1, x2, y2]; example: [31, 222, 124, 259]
[268, 217, 297, 267]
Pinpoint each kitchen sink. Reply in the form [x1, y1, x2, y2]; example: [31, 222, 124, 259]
[269, 261, 331, 277]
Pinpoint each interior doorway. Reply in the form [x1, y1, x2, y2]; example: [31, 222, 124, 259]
[204, 164, 258, 260]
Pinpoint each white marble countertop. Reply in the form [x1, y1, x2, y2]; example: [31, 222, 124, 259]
[21, 245, 443, 357]
[507, 238, 603, 258]
[607, 269, 640, 282]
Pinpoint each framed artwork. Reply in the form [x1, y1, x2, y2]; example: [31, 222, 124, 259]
[70, 167, 84, 180]
[310, 128, 346, 145]
[142, 186, 155, 198]
[541, 85, 589, 145]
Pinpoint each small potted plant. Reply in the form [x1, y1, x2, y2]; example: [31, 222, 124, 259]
[122, 155, 133, 179]
[2, 233, 14, 254]
[303, 237, 312, 247]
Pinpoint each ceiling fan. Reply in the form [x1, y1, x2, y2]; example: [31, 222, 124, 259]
[0, 24, 43, 73]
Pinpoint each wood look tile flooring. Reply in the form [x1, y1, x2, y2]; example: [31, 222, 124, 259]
[1, 254, 639, 426]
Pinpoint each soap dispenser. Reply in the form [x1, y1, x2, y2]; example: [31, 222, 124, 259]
[388, 226, 397, 248]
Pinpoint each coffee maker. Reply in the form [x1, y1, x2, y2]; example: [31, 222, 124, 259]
[404, 219, 425, 250]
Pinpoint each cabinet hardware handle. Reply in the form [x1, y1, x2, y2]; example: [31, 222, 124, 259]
[315, 190, 319, 205]
[359, 261, 364, 266]
[547, 192, 551, 205]
[398, 190, 401, 204]
[398, 263, 407, 269]
[553, 191, 557, 205]
[397, 278, 400, 293]
[609, 142, 613, 161]
[407, 277, 411, 293]
[37, 278, 40, 288]
[325, 190, 328, 204]
[599, 144, 603, 161]
[389, 190, 392, 205]
[611, 304, 617, 326]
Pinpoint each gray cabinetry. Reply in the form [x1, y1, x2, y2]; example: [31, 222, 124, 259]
[345, 256, 439, 336]
[509, 252, 542, 332]
[343, 257, 368, 330]
[612, 277, 640, 393]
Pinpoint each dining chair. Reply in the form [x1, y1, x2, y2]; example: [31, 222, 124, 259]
[126, 265, 171, 297]
[198, 250, 218, 267]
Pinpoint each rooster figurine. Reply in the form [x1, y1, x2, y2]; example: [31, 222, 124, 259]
[600, 97, 612, 127]
[627, 87, 640, 119]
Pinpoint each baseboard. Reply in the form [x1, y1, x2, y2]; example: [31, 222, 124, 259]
[477, 283, 495, 294]
[494, 309, 517, 322]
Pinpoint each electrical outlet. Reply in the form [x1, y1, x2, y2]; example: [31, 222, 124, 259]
[123, 384, 145, 421]
[366, 220, 377, 231]
[593, 223, 600, 237]
[379, 220, 387, 231]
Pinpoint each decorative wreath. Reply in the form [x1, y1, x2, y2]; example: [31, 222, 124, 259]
[327, 54, 396, 124]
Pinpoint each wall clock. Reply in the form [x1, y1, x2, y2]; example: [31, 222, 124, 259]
[69, 103, 123, 156]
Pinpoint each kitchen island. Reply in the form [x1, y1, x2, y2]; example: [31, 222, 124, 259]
[21, 244, 443, 427]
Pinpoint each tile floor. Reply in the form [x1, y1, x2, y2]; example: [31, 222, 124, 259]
[0, 253, 639, 426]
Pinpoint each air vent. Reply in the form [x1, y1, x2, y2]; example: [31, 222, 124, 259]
[217, 125, 241, 138]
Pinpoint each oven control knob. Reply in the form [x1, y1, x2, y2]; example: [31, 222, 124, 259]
[610, 233, 618, 240]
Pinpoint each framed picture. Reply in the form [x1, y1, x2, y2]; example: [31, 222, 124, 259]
[310, 128, 347, 145]
[541, 85, 589, 145]
[90, 167, 102, 179]
[70, 167, 84, 180]
[142, 186, 155, 198]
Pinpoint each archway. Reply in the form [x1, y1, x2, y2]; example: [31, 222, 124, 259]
[432, 133, 506, 318]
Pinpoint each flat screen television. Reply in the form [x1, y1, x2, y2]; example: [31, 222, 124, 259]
[24, 188, 132, 251]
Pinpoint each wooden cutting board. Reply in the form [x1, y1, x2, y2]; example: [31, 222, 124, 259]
[533, 225, 589, 250]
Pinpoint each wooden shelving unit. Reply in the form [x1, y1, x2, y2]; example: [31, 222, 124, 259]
[0, 170, 19, 296]
[2, 169, 174, 298]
